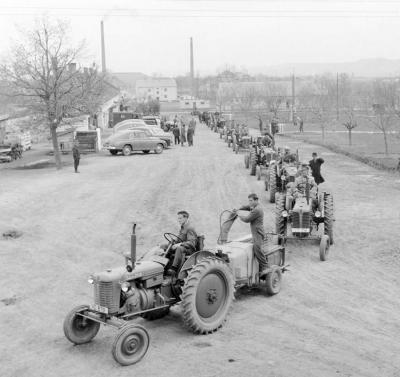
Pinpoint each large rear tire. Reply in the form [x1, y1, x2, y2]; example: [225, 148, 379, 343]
[324, 193, 334, 245]
[112, 324, 150, 366]
[249, 150, 256, 176]
[63, 305, 100, 345]
[181, 258, 234, 334]
[268, 167, 277, 203]
[275, 193, 286, 235]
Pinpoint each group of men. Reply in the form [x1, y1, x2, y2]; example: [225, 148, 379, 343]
[171, 115, 197, 147]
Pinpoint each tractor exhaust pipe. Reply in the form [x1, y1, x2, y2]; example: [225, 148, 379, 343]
[131, 223, 137, 269]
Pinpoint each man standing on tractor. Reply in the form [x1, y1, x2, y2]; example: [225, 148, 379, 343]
[309, 152, 325, 185]
[261, 130, 274, 147]
[166, 211, 198, 277]
[233, 194, 269, 276]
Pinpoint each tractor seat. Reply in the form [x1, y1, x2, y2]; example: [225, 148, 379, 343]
[196, 235, 205, 251]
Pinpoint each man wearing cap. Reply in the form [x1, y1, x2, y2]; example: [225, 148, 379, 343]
[286, 164, 317, 209]
[309, 152, 325, 185]
[166, 211, 198, 276]
[234, 194, 269, 276]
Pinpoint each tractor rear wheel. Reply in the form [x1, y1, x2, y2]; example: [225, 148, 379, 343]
[268, 167, 277, 203]
[244, 153, 250, 168]
[324, 193, 334, 245]
[141, 307, 170, 320]
[319, 235, 330, 261]
[181, 257, 234, 334]
[63, 305, 100, 345]
[112, 324, 150, 366]
[249, 150, 256, 176]
[265, 267, 282, 295]
[275, 193, 286, 235]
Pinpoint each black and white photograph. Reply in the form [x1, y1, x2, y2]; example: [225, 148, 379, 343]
[1, 1, 399, 376]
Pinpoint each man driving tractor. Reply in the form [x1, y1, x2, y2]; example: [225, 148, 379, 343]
[286, 163, 318, 210]
[159, 211, 198, 277]
[281, 146, 297, 163]
[233, 194, 269, 276]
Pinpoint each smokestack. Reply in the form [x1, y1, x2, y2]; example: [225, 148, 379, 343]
[190, 37, 194, 98]
[101, 21, 106, 73]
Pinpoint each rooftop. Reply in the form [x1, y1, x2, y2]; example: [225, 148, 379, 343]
[136, 78, 177, 88]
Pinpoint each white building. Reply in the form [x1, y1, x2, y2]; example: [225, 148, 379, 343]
[179, 96, 211, 110]
[135, 78, 177, 102]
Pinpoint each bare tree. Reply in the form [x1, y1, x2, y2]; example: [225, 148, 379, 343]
[340, 74, 358, 146]
[0, 18, 107, 169]
[366, 80, 396, 155]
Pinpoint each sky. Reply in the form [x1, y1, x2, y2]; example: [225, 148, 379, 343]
[0, 0, 400, 76]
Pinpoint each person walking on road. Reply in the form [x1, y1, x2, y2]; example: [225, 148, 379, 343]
[72, 141, 80, 173]
[187, 125, 194, 146]
[309, 152, 324, 185]
[189, 117, 197, 136]
[298, 117, 304, 133]
[233, 194, 269, 276]
[172, 125, 180, 145]
[180, 123, 187, 146]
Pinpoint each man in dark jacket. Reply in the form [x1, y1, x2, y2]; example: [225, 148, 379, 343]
[167, 211, 198, 276]
[172, 126, 180, 145]
[309, 152, 325, 185]
[234, 194, 269, 275]
[187, 126, 194, 146]
[72, 141, 80, 173]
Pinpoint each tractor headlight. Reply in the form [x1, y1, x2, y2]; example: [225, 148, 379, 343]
[282, 210, 288, 217]
[315, 211, 321, 218]
[88, 276, 94, 284]
[121, 281, 131, 292]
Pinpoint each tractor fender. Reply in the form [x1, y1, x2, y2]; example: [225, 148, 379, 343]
[178, 250, 216, 280]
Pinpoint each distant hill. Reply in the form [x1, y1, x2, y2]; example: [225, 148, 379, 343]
[250, 58, 400, 77]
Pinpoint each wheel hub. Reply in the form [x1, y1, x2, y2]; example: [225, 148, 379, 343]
[207, 289, 218, 304]
[122, 335, 140, 355]
[196, 273, 227, 319]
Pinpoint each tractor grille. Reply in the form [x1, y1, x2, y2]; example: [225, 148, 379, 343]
[292, 212, 311, 229]
[94, 281, 120, 314]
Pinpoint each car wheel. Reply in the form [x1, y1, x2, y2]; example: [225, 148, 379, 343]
[155, 144, 164, 154]
[122, 145, 132, 156]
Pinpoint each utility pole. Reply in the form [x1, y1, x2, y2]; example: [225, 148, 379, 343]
[101, 21, 106, 73]
[336, 72, 339, 120]
[291, 72, 295, 122]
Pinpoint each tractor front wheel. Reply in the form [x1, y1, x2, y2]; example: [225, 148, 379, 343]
[181, 257, 234, 334]
[265, 267, 282, 295]
[112, 324, 150, 366]
[319, 235, 330, 261]
[63, 305, 100, 345]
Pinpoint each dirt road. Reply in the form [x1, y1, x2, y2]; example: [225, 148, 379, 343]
[1, 123, 400, 377]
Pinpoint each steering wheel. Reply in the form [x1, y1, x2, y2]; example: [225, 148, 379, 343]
[164, 232, 183, 244]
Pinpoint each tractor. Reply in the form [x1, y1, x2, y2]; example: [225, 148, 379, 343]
[232, 134, 251, 154]
[245, 138, 278, 179]
[63, 213, 287, 366]
[265, 152, 300, 203]
[275, 178, 334, 261]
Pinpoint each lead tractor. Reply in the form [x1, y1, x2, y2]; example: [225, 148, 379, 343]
[64, 213, 287, 366]
[275, 179, 334, 261]
[232, 134, 252, 154]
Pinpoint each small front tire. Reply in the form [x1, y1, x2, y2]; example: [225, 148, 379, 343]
[265, 267, 282, 295]
[154, 144, 164, 154]
[63, 305, 100, 345]
[112, 324, 150, 366]
[319, 235, 330, 261]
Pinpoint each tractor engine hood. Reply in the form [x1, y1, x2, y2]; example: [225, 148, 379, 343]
[93, 266, 127, 283]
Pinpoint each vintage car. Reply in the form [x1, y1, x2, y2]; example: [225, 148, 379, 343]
[103, 130, 167, 156]
[128, 126, 173, 147]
